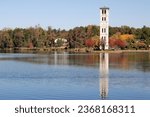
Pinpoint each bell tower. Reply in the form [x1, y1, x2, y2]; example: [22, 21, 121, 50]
[100, 7, 109, 50]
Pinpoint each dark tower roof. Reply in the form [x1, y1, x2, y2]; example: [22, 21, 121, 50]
[100, 7, 109, 10]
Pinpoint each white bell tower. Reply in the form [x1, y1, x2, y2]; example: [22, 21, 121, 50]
[100, 7, 109, 50]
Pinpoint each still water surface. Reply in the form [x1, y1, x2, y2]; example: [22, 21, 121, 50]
[0, 52, 150, 100]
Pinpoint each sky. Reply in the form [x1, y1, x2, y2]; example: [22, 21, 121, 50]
[0, 0, 150, 30]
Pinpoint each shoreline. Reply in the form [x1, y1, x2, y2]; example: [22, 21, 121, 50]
[0, 48, 150, 54]
[93, 49, 150, 53]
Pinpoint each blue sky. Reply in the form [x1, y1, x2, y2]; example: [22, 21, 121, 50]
[0, 0, 149, 29]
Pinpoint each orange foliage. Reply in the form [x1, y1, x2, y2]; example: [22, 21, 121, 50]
[110, 32, 121, 40]
[120, 34, 135, 41]
[110, 33, 135, 41]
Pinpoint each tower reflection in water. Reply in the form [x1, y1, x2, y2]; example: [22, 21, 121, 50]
[100, 53, 109, 100]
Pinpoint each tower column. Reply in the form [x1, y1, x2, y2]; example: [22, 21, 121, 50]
[100, 7, 109, 50]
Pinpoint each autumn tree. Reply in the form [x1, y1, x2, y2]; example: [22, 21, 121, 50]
[109, 38, 116, 48]
[0, 29, 13, 48]
[115, 39, 127, 49]
[13, 28, 25, 47]
[85, 39, 95, 48]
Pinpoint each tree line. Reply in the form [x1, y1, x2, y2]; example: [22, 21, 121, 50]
[0, 25, 150, 50]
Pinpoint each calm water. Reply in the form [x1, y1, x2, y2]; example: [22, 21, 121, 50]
[0, 52, 150, 100]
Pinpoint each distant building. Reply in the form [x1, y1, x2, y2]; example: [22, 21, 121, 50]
[54, 38, 68, 47]
[100, 7, 109, 50]
[54, 38, 67, 44]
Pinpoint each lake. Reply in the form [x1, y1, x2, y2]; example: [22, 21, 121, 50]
[0, 52, 150, 100]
